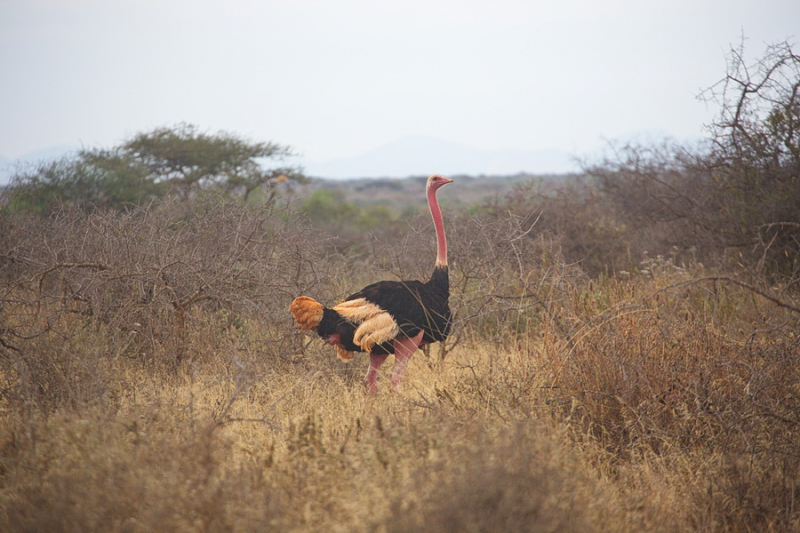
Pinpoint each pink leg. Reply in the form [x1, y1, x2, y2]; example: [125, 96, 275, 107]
[365, 353, 389, 393]
[391, 331, 424, 391]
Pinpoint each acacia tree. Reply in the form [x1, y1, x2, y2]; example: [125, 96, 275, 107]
[6, 124, 304, 213]
[122, 123, 304, 201]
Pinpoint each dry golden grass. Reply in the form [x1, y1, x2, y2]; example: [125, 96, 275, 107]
[0, 336, 609, 532]
[1, 202, 798, 532]
[2, 269, 797, 533]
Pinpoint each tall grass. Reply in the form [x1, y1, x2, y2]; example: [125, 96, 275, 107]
[1, 200, 798, 532]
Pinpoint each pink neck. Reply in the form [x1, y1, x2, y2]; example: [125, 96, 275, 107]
[427, 186, 447, 267]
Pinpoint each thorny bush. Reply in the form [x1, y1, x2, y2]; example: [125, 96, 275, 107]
[0, 197, 327, 410]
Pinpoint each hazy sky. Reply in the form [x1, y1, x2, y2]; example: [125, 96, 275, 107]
[1, 0, 799, 169]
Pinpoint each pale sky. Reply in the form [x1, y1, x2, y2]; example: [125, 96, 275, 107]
[1, 0, 798, 175]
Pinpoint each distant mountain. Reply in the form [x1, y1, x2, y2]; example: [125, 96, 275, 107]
[297, 136, 578, 179]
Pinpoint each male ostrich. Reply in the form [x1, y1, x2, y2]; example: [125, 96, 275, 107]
[290, 174, 453, 392]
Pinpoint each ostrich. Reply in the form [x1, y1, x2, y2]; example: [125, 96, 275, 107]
[290, 174, 453, 392]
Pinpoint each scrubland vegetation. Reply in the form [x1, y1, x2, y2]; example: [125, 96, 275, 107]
[1, 41, 799, 532]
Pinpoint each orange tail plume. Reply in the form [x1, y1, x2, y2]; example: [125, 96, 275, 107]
[290, 296, 324, 330]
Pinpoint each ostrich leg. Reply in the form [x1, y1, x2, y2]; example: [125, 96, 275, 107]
[391, 331, 425, 391]
[365, 353, 389, 393]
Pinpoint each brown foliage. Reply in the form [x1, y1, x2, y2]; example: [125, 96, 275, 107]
[0, 197, 326, 411]
[0, 186, 798, 532]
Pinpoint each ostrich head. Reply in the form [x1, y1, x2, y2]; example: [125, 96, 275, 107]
[427, 174, 453, 191]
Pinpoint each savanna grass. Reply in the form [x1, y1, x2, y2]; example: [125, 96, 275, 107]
[1, 202, 798, 532]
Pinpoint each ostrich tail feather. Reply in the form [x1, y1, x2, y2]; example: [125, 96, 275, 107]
[290, 296, 324, 330]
